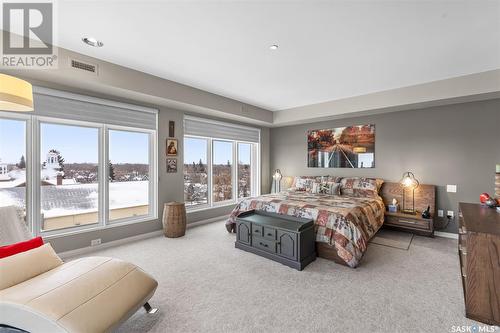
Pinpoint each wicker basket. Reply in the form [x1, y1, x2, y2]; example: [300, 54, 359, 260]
[162, 202, 186, 238]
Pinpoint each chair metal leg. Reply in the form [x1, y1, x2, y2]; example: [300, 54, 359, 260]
[143, 302, 158, 314]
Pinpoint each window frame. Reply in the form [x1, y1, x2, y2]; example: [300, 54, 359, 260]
[184, 134, 260, 212]
[106, 125, 157, 225]
[0, 94, 158, 238]
[35, 117, 104, 236]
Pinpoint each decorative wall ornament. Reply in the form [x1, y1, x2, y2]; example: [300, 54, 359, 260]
[167, 158, 177, 173]
[307, 124, 375, 168]
[166, 139, 178, 156]
[169, 121, 175, 138]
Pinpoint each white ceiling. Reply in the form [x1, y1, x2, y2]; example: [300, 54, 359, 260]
[57, 1, 500, 111]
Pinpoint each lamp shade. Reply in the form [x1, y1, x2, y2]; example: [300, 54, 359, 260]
[400, 171, 419, 189]
[0, 74, 34, 112]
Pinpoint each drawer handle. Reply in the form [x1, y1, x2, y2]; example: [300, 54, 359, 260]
[254, 230, 260, 233]
[267, 233, 273, 236]
[399, 219, 417, 224]
[259, 242, 268, 248]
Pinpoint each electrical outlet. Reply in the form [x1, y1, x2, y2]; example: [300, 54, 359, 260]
[438, 210, 444, 217]
[447, 210, 454, 218]
[91, 238, 101, 246]
[446, 185, 457, 193]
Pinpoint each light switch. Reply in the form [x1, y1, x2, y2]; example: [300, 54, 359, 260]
[447, 185, 457, 193]
[438, 210, 444, 217]
[447, 210, 454, 218]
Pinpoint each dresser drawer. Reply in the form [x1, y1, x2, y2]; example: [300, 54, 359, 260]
[385, 215, 430, 230]
[263, 227, 276, 240]
[251, 224, 263, 237]
[253, 237, 276, 253]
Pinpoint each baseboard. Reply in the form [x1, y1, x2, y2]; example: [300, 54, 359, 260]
[434, 231, 459, 239]
[57, 230, 163, 259]
[57, 214, 229, 259]
[187, 214, 229, 228]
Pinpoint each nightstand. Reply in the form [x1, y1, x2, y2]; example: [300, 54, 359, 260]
[384, 211, 434, 237]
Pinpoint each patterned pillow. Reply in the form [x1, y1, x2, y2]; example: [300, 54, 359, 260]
[291, 176, 326, 192]
[323, 182, 341, 195]
[340, 177, 383, 197]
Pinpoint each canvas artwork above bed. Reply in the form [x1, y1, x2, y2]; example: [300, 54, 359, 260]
[307, 124, 375, 168]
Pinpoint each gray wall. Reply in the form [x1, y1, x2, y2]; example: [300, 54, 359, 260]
[270, 99, 500, 233]
[34, 85, 270, 253]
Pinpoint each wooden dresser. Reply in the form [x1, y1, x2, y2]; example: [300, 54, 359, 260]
[458, 202, 500, 326]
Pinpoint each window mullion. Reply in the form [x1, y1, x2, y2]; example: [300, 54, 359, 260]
[234, 142, 238, 202]
[31, 117, 41, 236]
[208, 138, 213, 207]
[101, 125, 108, 226]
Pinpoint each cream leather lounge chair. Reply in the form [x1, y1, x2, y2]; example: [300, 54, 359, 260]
[0, 207, 158, 333]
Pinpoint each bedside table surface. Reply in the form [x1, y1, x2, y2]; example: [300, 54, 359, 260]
[385, 211, 433, 220]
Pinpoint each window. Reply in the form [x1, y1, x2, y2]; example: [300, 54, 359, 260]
[40, 122, 99, 232]
[237, 143, 252, 198]
[108, 129, 151, 221]
[183, 116, 260, 210]
[212, 140, 233, 203]
[0, 118, 27, 216]
[184, 137, 208, 207]
[0, 87, 158, 237]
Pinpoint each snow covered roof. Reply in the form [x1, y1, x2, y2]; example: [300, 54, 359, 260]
[0, 181, 149, 218]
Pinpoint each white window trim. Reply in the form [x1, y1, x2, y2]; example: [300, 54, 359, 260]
[0, 88, 158, 238]
[183, 132, 261, 212]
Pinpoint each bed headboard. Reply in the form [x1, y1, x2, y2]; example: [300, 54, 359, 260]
[274, 176, 436, 215]
[380, 182, 436, 215]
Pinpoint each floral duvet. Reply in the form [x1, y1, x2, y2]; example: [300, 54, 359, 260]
[226, 192, 385, 267]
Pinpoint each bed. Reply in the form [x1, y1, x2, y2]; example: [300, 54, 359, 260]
[226, 177, 386, 268]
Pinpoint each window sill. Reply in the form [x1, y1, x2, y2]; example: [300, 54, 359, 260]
[42, 215, 158, 240]
[186, 202, 237, 213]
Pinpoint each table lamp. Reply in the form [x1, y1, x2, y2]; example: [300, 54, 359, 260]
[272, 169, 282, 193]
[400, 171, 419, 214]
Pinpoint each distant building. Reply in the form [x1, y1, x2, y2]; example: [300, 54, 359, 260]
[0, 159, 10, 181]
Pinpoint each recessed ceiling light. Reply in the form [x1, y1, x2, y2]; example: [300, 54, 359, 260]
[82, 37, 103, 48]
[269, 44, 279, 50]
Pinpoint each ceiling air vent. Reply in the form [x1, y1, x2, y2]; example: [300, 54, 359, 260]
[70, 59, 98, 74]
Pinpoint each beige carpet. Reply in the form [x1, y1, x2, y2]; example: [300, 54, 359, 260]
[70, 221, 479, 333]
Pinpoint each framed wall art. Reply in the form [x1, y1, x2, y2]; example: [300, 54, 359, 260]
[307, 124, 375, 168]
[166, 139, 178, 156]
[167, 158, 177, 173]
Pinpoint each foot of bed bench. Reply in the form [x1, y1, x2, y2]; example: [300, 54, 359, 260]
[143, 302, 158, 314]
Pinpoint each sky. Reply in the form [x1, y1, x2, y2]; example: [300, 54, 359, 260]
[1, 118, 252, 166]
[0, 119, 149, 164]
[184, 137, 251, 165]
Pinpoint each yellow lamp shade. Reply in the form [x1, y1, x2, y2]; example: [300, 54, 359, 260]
[0, 74, 34, 112]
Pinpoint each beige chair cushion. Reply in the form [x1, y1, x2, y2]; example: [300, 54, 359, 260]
[0, 243, 63, 290]
[0, 256, 158, 333]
